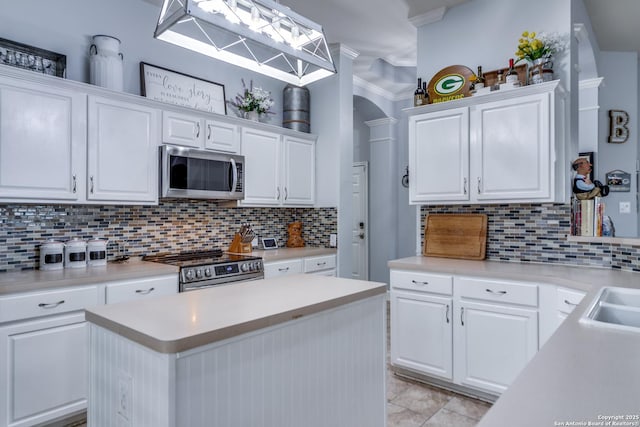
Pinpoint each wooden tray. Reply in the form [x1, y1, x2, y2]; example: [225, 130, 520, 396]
[423, 214, 488, 260]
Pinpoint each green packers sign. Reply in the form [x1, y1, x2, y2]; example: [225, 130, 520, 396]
[427, 65, 475, 104]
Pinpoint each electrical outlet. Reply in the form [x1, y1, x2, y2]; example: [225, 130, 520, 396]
[329, 233, 337, 247]
[117, 373, 133, 423]
[251, 236, 258, 248]
[620, 201, 631, 214]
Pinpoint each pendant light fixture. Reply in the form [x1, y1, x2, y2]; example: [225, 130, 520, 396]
[154, 0, 336, 86]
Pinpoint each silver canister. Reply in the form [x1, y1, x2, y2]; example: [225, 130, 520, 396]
[65, 238, 87, 269]
[39, 240, 65, 270]
[87, 239, 108, 267]
[283, 84, 310, 133]
[89, 35, 124, 91]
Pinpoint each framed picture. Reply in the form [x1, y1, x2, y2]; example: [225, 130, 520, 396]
[0, 37, 66, 78]
[577, 152, 595, 182]
[606, 169, 631, 192]
[140, 62, 226, 115]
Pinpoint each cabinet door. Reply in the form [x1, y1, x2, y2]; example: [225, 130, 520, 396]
[0, 77, 86, 202]
[390, 290, 453, 380]
[240, 127, 281, 205]
[282, 136, 315, 205]
[0, 313, 87, 427]
[162, 110, 204, 148]
[409, 107, 469, 203]
[205, 120, 239, 153]
[87, 96, 159, 203]
[472, 92, 551, 201]
[263, 259, 303, 279]
[454, 300, 538, 395]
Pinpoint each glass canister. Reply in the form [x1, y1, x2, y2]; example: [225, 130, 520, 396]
[39, 240, 65, 270]
[87, 239, 108, 267]
[65, 238, 87, 269]
[89, 35, 124, 91]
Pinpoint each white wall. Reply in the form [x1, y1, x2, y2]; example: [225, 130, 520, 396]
[597, 52, 639, 237]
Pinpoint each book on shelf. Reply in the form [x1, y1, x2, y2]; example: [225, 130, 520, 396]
[573, 197, 604, 237]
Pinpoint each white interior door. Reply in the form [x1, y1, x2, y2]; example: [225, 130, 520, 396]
[352, 163, 368, 280]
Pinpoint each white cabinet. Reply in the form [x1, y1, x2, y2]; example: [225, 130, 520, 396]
[263, 258, 304, 279]
[390, 270, 539, 396]
[390, 271, 453, 380]
[162, 110, 239, 153]
[104, 274, 178, 305]
[0, 74, 86, 202]
[303, 255, 337, 275]
[87, 96, 159, 203]
[408, 81, 567, 205]
[241, 128, 315, 206]
[0, 285, 100, 427]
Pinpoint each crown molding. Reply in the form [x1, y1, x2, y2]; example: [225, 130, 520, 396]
[409, 6, 446, 28]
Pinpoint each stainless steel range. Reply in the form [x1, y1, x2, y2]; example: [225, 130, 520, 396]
[143, 249, 263, 292]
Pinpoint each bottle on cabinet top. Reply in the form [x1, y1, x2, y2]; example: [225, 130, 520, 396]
[475, 66, 485, 89]
[506, 58, 519, 85]
[414, 77, 426, 106]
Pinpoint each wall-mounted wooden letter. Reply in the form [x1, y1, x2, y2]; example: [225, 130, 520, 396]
[608, 110, 629, 143]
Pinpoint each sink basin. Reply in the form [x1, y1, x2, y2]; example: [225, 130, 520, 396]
[581, 287, 640, 333]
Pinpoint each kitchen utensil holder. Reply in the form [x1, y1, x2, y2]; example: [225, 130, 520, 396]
[228, 233, 252, 254]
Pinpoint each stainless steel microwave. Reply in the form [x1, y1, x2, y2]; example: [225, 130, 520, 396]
[160, 145, 244, 200]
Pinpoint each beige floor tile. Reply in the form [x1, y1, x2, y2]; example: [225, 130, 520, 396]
[387, 402, 429, 427]
[387, 370, 411, 400]
[389, 381, 453, 417]
[443, 395, 491, 420]
[423, 408, 479, 427]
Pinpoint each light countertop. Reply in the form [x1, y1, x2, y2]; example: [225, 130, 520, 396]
[251, 247, 337, 262]
[389, 256, 640, 426]
[0, 258, 179, 296]
[85, 274, 385, 354]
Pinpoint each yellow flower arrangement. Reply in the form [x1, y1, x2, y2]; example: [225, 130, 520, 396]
[515, 31, 560, 63]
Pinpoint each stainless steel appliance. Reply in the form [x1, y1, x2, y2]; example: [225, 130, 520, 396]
[143, 249, 263, 292]
[160, 145, 244, 200]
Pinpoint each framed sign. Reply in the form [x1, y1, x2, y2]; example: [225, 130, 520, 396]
[140, 62, 226, 114]
[427, 65, 475, 104]
[606, 169, 631, 192]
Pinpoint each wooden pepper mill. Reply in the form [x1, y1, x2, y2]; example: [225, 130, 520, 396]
[286, 221, 305, 248]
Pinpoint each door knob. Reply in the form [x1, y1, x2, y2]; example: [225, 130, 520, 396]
[359, 233, 365, 239]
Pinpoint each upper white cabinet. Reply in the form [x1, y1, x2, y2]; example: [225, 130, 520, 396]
[162, 110, 239, 153]
[240, 128, 315, 207]
[87, 96, 159, 203]
[0, 74, 86, 202]
[408, 81, 568, 205]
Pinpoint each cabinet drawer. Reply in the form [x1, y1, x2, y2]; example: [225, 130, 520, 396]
[304, 255, 336, 273]
[457, 277, 538, 307]
[264, 259, 304, 278]
[557, 287, 585, 314]
[105, 274, 178, 305]
[390, 270, 453, 295]
[0, 285, 100, 323]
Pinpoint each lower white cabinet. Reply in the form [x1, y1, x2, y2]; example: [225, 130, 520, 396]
[264, 258, 304, 279]
[264, 254, 337, 279]
[303, 255, 337, 276]
[0, 274, 178, 426]
[390, 270, 539, 397]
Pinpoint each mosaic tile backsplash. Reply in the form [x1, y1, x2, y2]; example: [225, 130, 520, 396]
[420, 204, 640, 273]
[0, 202, 337, 272]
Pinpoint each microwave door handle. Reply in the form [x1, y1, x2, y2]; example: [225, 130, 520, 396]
[229, 158, 238, 193]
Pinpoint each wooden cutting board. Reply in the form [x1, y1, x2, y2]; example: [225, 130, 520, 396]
[423, 214, 488, 260]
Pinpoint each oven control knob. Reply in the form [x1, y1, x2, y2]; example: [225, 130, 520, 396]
[241, 263, 249, 272]
[204, 267, 212, 277]
[196, 269, 203, 279]
[185, 269, 194, 281]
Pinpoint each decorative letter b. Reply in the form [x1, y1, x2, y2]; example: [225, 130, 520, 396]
[608, 110, 629, 143]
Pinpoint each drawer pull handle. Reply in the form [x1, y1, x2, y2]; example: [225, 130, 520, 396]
[564, 299, 579, 306]
[411, 280, 429, 286]
[317, 262, 327, 266]
[486, 288, 507, 295]
[279, 267, 290, 272]
[135, 287, 155, 295]
[446, 304, 450, 324]
[460, 307, 465, 326]
[38, 300, 65, 309]
[195, 122, 200, 138]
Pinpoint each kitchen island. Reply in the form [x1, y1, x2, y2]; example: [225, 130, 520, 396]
[85, 274, 387, 427]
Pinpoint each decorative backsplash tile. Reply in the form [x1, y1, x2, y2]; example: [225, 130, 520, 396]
[420, 204, 640, 272]
[0, 202, 337, 272]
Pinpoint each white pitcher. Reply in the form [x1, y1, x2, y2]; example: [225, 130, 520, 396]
[89, 35, 124, 91]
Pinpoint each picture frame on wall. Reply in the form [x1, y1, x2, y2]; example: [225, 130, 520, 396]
[140, 62, 227, 115]
[577, 151, 595, 182]
[0, 37, 66, 78]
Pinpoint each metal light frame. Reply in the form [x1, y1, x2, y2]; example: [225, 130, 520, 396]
[155, 0, 336, 86]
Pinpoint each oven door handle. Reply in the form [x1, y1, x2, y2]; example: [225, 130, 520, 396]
[229, 158, 238, 194]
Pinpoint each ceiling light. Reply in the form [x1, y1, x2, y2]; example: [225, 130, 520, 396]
[155, 0, 336, 86]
